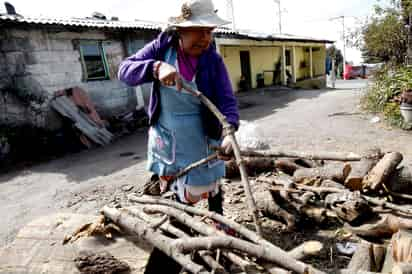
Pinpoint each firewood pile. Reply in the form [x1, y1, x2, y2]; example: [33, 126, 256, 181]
[65, 147, 412, 274]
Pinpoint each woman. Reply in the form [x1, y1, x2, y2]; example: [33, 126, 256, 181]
[118, 0, 239, 215]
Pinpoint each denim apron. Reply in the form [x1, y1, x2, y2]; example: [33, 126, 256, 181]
[147, 47, 225, 186]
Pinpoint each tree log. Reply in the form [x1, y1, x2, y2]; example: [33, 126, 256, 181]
[225, 157, 275, 179]
[274, 159, 305, 176]
[288, 241, 324, 260]
[382, 244, 394, 273]
[240, 150, 364, 161]
[387, 166, 412, 194]
[363, 152, 403, 191]
[393, 263, 412, 274]
[392, 229, 412, 264]
[325, 192, 372, 223]
[102, 206, 207, 274]
[346, 214, 412, 238]
[293, 162, 351, 183]
[345, 159, 378, 191]
[129, 196, 325, 274]
[253, 183, 296, 229]
[347, 243, 374, 272]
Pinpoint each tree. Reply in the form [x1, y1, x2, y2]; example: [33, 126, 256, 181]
[350, 0, 408, 65]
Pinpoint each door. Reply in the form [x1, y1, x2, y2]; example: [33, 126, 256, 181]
[240, 51, 252, 90]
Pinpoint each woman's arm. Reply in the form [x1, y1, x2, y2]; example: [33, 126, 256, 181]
[213, 55, 240, 130]
[118, 32, 172, 86]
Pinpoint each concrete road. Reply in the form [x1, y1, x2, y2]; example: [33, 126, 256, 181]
[1, 79, 411, 247]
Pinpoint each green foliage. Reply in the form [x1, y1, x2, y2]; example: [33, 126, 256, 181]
[350, 0, 408, 65]
[362, 65, 412, 127]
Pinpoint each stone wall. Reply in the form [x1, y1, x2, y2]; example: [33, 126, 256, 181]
[0, 25, 158, 129]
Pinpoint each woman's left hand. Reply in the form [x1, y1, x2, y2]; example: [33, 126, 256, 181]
[218, 136, 233, 161]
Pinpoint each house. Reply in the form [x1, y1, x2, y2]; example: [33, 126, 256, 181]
[214, 29, 334, 91]
[0, 4, 333, 133]
[0, 7, 160, 131]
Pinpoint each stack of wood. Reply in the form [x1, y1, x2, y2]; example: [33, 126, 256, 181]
[82, 196, 328, 274]
[223, 148, 412, 273]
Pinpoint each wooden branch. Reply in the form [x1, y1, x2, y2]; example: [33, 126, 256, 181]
[125, 207, 227, 274]
[102, 206, 207, 274]
[393, 263, 412, 274]
[129, 196, 325, 274]
[363, 152, 403, 191]
[293, 162, 351, 184]
[347, 243, 374, 272]
[171, 236, 325, 274]
[274, 159, 305, 176]
[239, 149, 364, 161]
[345, 159, 378, 191]
[392, 229, 412, 264]
[175, 153, 218, 180]
[288, 241, 324, 260]
[225, 157, 275, 179]
[181, 82, 262, 235]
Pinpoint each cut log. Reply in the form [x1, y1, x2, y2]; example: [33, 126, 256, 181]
[393, 263, 412, 274]
[346, 215, 412, 238]
[274, 159, 305, 176]
[288, 241, 324, 261]
[347, 243, 374, 272]
[363, 152, 403, 191]
[387, 166, 412, 194]
[293, 162, 351, 184]
[392, 229, 412, 264]
[225, 157, 275, 179]
[253, 183, 296, 229]
[345, 159, 378, 191]
[325, 191, 372, 223]
[382, 244, 394, 273]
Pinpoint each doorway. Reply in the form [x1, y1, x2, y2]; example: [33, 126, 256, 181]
[240, 51, 252, 90]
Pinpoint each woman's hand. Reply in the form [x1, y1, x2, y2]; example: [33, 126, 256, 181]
[217, 135, 233, 161]
[154, 61, 182, 91]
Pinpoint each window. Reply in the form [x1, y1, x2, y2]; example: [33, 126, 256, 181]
[79, 41, 109, 81]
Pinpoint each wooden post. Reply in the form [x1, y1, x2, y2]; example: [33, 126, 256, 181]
[309, 47, 313, 79]
[292, 46, 297, 84]
[331, 58, 336, 88]
[282, 45, 287, 85]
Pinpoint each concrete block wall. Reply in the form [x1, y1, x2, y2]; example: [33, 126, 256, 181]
[0, 25, 158, 129]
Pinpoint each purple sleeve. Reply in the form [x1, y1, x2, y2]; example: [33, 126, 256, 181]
[117, 38, 160, 86]
[214, 55, 240, 130]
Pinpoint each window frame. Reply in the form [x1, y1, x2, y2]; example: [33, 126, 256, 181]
[79, 40, 110, 81]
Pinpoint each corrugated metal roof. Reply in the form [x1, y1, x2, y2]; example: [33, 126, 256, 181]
[0, 14, 161, 30]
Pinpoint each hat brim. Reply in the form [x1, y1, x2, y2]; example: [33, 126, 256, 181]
[169, 13, 230, 28]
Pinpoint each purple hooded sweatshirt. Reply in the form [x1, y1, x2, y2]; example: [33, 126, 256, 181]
[118, 31, 239, 140]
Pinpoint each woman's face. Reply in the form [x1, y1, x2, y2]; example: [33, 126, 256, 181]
[178, 27, 214, 57]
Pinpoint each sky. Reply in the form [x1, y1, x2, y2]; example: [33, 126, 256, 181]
[1, 0, 388, 64]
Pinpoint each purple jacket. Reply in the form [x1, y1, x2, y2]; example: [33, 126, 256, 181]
[118, 31, 239, 139]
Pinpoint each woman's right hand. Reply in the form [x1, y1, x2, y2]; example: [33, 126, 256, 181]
[154, 61, 182, 91]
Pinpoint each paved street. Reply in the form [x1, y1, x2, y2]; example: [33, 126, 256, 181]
[1, 79, 411, 247]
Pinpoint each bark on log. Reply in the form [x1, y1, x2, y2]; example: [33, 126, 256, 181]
[392, 263, 412, 274]
[325, 192, 372, 223]
[347, 243, 374, 272]
[129, 196, 325, 274]
[274, 159, 305, 176]
[345, 159, 378, 191]
[74, 251, 130, 274]
[363, 152, 403, 191]
[346, 214, 412, 238]
[253, 183, 296, 229]
[388, 166, 412, 194]
[225, 157, 275, 179]
[240, 150, 364, 161]
[102, 206, 207, 274]
[392, 229, 412, 264]
[288, 241, 324, 260]
[293, 162, 351, 183]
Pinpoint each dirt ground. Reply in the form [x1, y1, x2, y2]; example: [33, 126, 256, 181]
[1, 79, 411, 271]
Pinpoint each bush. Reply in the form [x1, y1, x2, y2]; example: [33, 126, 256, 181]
[362, 65, 412, 128]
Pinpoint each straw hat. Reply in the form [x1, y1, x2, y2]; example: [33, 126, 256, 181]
[168, 0, 230, 28]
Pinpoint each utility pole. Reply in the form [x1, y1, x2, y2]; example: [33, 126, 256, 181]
[274, 0, 282, 34]
[226, 0, 236, 31]
[330, 15, 347, 79]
